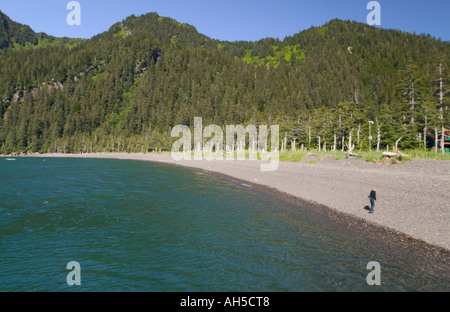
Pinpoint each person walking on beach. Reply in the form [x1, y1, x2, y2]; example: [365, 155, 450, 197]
[368, 187, 377, 214]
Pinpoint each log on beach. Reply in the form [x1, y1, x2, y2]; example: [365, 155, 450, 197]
[382, 152, 409, 158]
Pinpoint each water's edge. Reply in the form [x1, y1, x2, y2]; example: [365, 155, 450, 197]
[5, 155, 450, 285]
[148, 160, 450, 283]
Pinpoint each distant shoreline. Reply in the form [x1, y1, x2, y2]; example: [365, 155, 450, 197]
[3, 152, 450, 280]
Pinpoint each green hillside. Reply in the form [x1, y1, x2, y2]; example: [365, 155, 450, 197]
[0, 12, 449, 154]
[0, 10, 82, 50]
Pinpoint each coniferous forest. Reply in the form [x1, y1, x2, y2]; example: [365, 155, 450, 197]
[0, 11, 449, 154]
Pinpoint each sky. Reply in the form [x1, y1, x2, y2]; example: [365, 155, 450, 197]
[0, 0, 449, 42]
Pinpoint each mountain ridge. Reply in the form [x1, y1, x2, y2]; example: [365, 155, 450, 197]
[0, 10, 84, 50]
[0, 9, 38, 49]
[0, 11, 448, 154]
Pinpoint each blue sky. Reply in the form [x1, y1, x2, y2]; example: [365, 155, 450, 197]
[1, 0, 449, 41]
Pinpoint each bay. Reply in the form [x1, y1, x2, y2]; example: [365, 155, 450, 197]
[0, 157, 447, 291]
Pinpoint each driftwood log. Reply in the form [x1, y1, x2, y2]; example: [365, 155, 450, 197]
[382, 152, 409, 158]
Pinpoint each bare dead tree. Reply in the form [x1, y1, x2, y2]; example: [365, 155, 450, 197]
[395, 137, 403, 152]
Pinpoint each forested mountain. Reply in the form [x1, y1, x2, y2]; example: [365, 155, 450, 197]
[0, 10, 38, 49]
[0, 11, 449, 154]
[0, 10, 82, 50]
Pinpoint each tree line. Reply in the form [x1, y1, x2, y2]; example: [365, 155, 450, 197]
[0, 13, 448, 154]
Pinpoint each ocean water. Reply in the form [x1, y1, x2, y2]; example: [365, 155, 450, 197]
[0, 157, 447, 292]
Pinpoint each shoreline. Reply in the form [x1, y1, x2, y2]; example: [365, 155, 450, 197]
[3, 152, 450, 280]
[6, 152, 449, 248]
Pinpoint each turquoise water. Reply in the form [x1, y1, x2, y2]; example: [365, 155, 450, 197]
[0, 157, 447, 292]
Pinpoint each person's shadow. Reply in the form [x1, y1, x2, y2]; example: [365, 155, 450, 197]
[363, 206, 371, 212]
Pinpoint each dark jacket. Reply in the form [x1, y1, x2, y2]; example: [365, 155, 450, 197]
[369, 190, 377, 201]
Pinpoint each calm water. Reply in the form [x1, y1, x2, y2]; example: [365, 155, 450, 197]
[0, 157, 447, 292]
